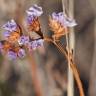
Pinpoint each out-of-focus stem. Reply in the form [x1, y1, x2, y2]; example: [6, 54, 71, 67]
[88, 16, 96, 96]
[88, 0, 96, 13]
[28, 52, 44, 96]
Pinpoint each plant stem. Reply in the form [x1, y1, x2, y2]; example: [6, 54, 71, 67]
[62, 0, 74, 95]
[44, 37, 85, 96]
[68, 0, 75, 96]
[55, 42, 85, 96]
[28, 52, 44, 96]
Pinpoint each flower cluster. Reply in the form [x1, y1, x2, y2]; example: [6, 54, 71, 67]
[0, 5, 44, 60]
[49, 12, 77, 39]
[0, 4, 77, 60]
[26, 4, 43, 38]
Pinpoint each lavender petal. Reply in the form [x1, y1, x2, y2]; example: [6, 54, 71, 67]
[51, 12, 77, 27]
[3, 31, 11, 38]
[18, 36, 29, 45]
[36, 39, 44, 47]
[7, 51, 17, 60]
[17, 49, 26, 58]
[26, 4, 43, 17]
[2, 19, 17, 32]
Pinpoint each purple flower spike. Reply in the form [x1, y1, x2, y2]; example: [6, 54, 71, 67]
[18, 36, 29, 45]
[17, 49, 26, 58]
[26, 4, 43, 17]
[52, 12, 77, 27]
[7, 51, 17, 60]
[2, 19, 17, 32]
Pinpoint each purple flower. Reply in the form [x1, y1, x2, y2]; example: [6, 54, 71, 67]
[36, 39, 44, 47]
[7, 51, 17, 60]
[52, 12, 61, 21]
[2, 19, 17, 32]
[26, 4, 43, 17]
[28, 39, 44, 50]
[28, 40, 37, 50]
[26, 4, 43, 24]
[17, 48, 26, 58]
[3, 31, 11, 39]
[18, 36, 29, 45]
[26, 15, 34, 24]
[51, 12, 77, 27]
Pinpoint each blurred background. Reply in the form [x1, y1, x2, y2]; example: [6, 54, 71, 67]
[0, 0, 96, 96]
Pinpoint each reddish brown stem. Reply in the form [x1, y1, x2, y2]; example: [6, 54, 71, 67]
[28, 52, 43, 96]
[44, 37, 85, 96]
[70, 63, 84, 96]
[56, 43, 85, 96]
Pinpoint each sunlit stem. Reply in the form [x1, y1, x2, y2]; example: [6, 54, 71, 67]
[62, 0, 74, 95]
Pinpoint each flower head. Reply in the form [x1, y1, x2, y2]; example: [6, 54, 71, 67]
[51, 12, 77, 27]
[26, 4, 43, 31]
[2, 20, 21, 43]
[26, 5, 43, 38]
[49, 12, 77, 39]
[26, 4, 43, 24]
